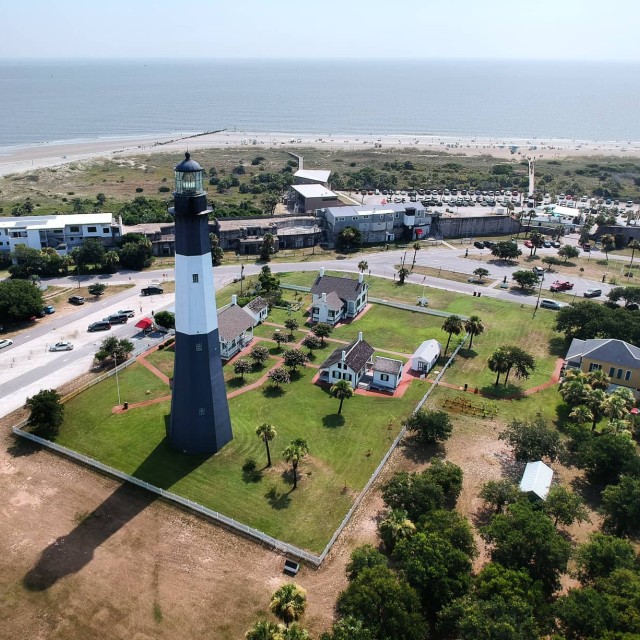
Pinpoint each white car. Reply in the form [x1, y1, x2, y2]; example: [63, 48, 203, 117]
[0, 338, 14, 350]
[49, 341, 74, 352]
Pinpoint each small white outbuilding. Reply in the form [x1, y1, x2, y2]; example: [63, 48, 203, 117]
[519, 461, 554, 500]
[410, 339, 442, 374]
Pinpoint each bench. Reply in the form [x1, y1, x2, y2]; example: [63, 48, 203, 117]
[283, 559, 300, 577]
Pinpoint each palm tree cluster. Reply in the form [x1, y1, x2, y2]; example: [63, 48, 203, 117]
[245, 583, 308, 639]
[255, 425, 309, 490]
[487, 345, 536, 386]
[560, 369, 636, 432]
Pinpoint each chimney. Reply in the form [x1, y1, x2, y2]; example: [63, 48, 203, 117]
[320, 267, 325, 277]
[341, 350, 346, 362]
[322, 292, 327, 302]
[358, 331, 363, 342]
[358, 272, 364, 283]
[231, 294, 237, 305]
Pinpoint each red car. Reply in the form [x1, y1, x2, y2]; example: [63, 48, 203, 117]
[550, 280, 574, 292]
[524, 239, 533, 248]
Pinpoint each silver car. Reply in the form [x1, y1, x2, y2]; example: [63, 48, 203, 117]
[0, 338, 14, 350]
[49, 341, 74, 351]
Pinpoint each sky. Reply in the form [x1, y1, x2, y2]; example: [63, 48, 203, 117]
[2, 0, 640, 62]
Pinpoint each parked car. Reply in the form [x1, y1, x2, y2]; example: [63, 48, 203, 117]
[524, 240, 533, 248]
[483, 240, 496, 248]
[540, 299, 562, 310]
[69, 295, 85, 305]
[626, 303, 640, 311]
[550, 280, 574, 292]
[543, 240, 552, 248]
[532, 266, 546, 275]
[0, 338, 14, 350]
[582, 243, 591, 252]
[473, 241, 485, 249]
[43, 305, 55, 314]
[88, 321, 112, 332]
[35, 309, 46, 318]
[551, 241, 562, 248]
[104, 314, 129, 325]
[583, 288, 602, 298]
[117, 309, 135, 318]
[49, 341, 74, 352]
[141, 286, 164, 296]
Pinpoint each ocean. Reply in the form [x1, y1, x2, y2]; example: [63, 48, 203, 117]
[1, 59, 639, 149]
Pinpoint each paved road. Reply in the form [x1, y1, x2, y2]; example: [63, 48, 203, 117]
[0, 243, 614, 417]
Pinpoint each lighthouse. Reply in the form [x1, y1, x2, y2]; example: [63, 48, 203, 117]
[168, 152, 233, 454]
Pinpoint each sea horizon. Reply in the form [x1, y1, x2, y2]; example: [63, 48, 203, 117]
[1, 59, 640, 148]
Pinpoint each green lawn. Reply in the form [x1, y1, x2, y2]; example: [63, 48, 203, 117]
[50, 364, 430, 553]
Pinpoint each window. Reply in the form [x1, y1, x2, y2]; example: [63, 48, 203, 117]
[609, 367, 616, 377]
[312, 307, 319, 314]
[87, 226, 97, 232]
[625, 370, 632, 381]
[380, 373, 389, 381]
[69, 226, 80, 232]
[192, 273, 199, 283]
[332, 370, 339, 378]
[395, 212, 399, 218]
[102, 228, 110, 234]
[337, 217, 345, 221]
[617, 368, 623, 379]
[344, 373, 352, 381]
[195, 343, 203, 352]
[199, 408, 206, 416]
[589, 363, 602, 372]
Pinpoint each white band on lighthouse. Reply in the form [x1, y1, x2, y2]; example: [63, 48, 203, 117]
[174, 252, 218, 335]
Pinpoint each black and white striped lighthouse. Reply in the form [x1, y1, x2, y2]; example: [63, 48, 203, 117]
[168, 152, 233, 454]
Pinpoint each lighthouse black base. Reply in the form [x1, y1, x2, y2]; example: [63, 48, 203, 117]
[169, 329, 233, 455]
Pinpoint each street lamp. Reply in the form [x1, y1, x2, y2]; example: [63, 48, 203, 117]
[114, 352, 122, 407]
[532, 272, 545, 317]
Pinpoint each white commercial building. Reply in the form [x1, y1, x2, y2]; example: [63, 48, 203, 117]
[0, 213, 122, 255]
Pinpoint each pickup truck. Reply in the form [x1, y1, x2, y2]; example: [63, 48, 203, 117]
[550, 280, 574, 292]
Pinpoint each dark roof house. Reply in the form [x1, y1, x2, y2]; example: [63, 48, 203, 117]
[246, 296, 268, 314]
[217, 305, 255, 343]
[320, 335, 375, 373]
[311, 273, 366, 303]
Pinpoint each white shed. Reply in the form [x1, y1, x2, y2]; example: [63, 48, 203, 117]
[519, 461, 554, 500]
[410, 339, 442, 374]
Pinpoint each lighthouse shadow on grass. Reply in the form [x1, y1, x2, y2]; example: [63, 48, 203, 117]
[23, 434, 211, 592]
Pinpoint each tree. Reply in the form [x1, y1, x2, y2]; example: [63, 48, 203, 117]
[269, 583, 307, 628]
[95, 337, 134, 363]
[154, 310, 175, 329]
[573, 533, 638, 585]
[258, 265, 280, 292]
[558, 244, 580, 263]
[502, 346, 536, 386]
[301, 333, 321, 356]
[499, 416, 563, 462]
[569, 404, 593, 426]
[250, 344, 270, 367]
[404, 409, 453, 445]
[528, 232, 545, 256]
[481, 500, 572, 594]
[245, 621, 283, 640]
[267, 366, 290, 388]
[488, 346, 511, 386]
[336, 565, 427, 640]
[418, 509, 477, 559]
[628, 239, 640, 269]
[88, 282, 107, 298]
[283, 348, 307, 371]
[394, 531, 473, 620]
[209, 232, 224, 266]
[422, 459, 464, 508]
[601, 475, 640, 537]
[336, 226, 361, 252]
[584, 388, 608, 430]
[607, 285, 640, 308]
[96, 192, 106, 206]
[543, 486, 589, 527]
[75, 238, 106, 267]
[600, 233, 615, 261]
[282, 439, 309, 490]
[346, 545, 387, 581]
[256, 422, 277, 467]
[234, 358, 252, 380]
[118, 234, 153, 270]
[103, 250, 120, 272]
[260, 233, 276, 261]
[379, 509, 416, 551]
[284, 318, 299, 337]
[464, 315, 485, 349]
[473, 267, 489, 282]
[0, 279, 43, 324]
[330, 379, 354, 415]
[26, 389, 64, 438]
[491, 242, 522, 261]
[261, 192, 280, 216]
[397, 266, 410, 284]
[479, 480, 521, 513]
[281, 624, 310, 640]
[442, 314, 464, 356]
[411, 242, 420, 268]
[272, 330, 287, 350]
[382, 471, 445, 521]
[512, 270, 539, 291]
[358, 260, 368, 273]
[312, 322, 332, 345]
[319, 617, 374, 640]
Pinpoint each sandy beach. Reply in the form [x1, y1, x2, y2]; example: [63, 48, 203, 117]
[2, 130, 640, 177]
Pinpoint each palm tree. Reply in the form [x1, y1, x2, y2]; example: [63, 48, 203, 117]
[269, 583, 307, 628]
[586, 369, 610, 391]
[584, 388, 608, 430]
[245, 620, 283, 640]
[442, 314, 464, 356]
[358, 260, 368, 273]
[411, 241, 421, 269]
[604, 388, 635, 421]
[569, 405, 593, 426]
[464, 315, 485, 350]
[600, 234, 615, 261]
[606, 418, 632, 437]
[560, 380, 588, 407]
[628, 239, 640, 270]
[329, 379, 354, 415]
[397, 266, 410, 284]
[378, 509, 416, 551]
[488, 347, 510, 386]
[103, 250, 120, 272]
[256, 423, 277, 467]
[282, 439, 309, 490]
